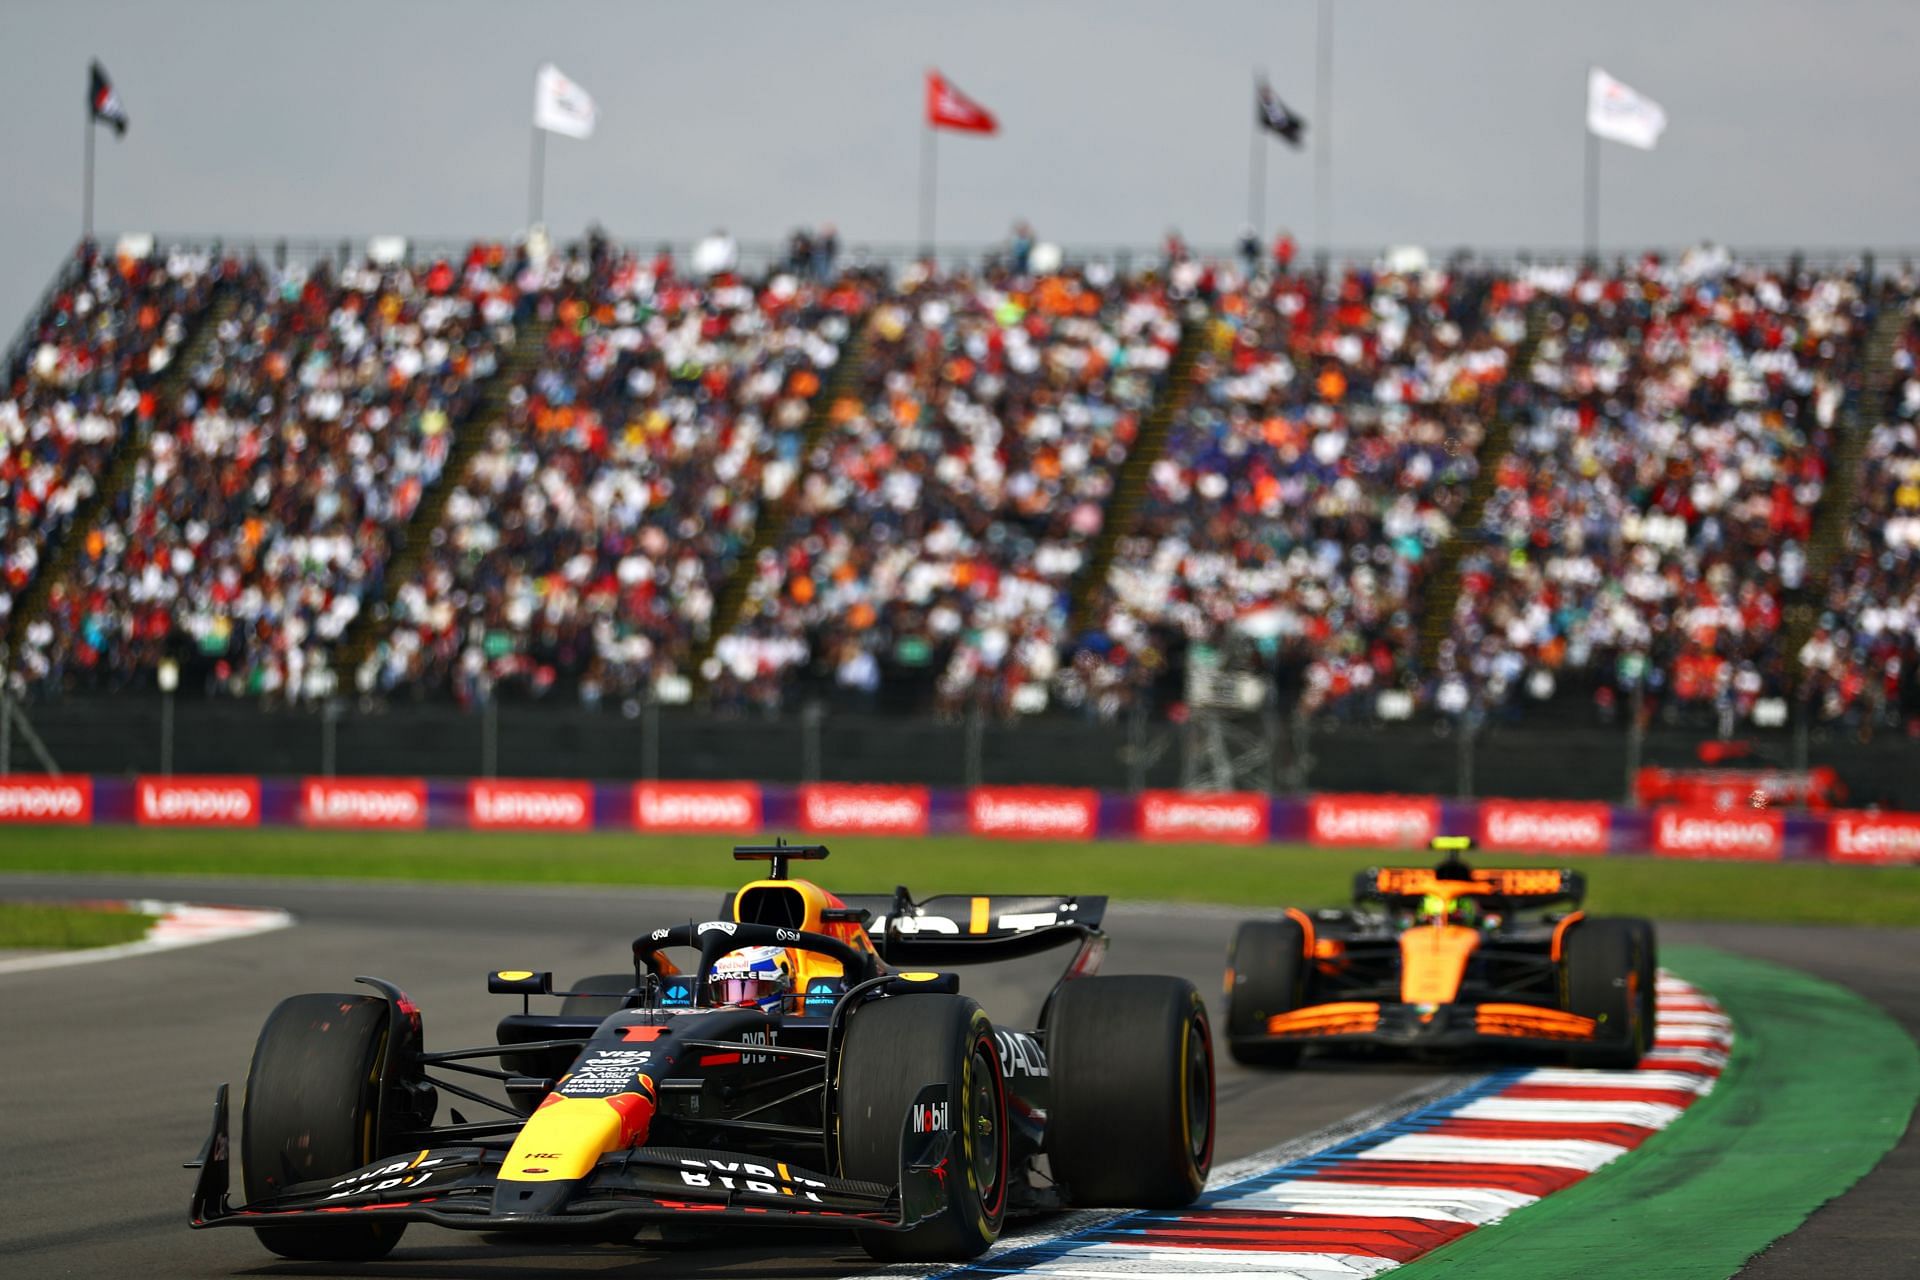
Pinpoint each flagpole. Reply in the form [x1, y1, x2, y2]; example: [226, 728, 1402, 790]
[529, 125, 546, 228]
[920, 121, 937, 261]
[1315, 0, 1333, 259]
[83, 97, 95, 245]
[1584, 129, 1599, 264]
[1248, 92, 1265, 240]
[1584, 65, 1598, 265]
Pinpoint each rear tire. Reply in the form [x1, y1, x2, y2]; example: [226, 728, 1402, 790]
[242, 993, 405, 1261]
[560, 972, 635, 1018]
[838, 995, 1008, 1261]
[1563, 918, 1654, 1069]
[1225, 918, 1307, 1068]
[1045, 975, 1215, 1208]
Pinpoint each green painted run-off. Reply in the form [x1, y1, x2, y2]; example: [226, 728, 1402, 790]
[1392, 944, 1919, 1280]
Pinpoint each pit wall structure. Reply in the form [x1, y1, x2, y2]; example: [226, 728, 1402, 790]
[0, 776, 1915, 864]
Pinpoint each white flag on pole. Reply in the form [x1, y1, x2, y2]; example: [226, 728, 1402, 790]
[533, 63, 596, 140]
[1587, 67, 1666, 150]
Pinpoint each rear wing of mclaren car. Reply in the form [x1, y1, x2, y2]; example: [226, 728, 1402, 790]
[838, 893, 1108, 966]
[1355, 866, 1585, 911]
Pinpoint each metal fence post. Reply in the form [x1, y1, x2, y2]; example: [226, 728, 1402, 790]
[481, 697, 499, 778]
[1624, 679, 1646, 804]
[801, 702, 824, 783]
[321, 700, 339, 777]
[160, 690, 175, 777]
[0, 692, 11, 775]
[1126, 702, 1147, 794]
[1287, 704, 1312, 791]
[642, 698, 661, 780]
[964, 704, 986, 789]
[1457, 705, 1478, 799]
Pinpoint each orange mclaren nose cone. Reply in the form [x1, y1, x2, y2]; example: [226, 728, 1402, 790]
[1398, 924, 1480, 1006]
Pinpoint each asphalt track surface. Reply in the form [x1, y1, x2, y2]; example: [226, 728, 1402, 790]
[0, 876, 1914, 1280]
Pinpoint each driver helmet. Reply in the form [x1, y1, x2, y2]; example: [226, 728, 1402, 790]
[1419, 892, 1481, 927]
[710, 945, 792, 1007]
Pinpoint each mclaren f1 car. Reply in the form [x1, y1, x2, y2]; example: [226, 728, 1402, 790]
[1224, 837, 1655, 1068]
[188, 841, 1215, 1262]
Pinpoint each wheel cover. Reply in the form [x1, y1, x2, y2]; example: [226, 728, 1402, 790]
[1183, 1012, 1214, 1170]
[968, 1040, 1007, 1220]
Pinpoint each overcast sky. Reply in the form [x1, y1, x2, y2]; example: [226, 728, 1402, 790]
[4, 0, 1919, 331]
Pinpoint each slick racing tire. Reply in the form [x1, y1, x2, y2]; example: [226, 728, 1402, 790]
[1046, 975, 1215, 1208]
[1562, 917, 1656, 1069]
[242, 993, 405, 1261]
[560, 972, 636, 1017]
[1225, 917, 1308, 1067]
[838, 994, 1008, 1261]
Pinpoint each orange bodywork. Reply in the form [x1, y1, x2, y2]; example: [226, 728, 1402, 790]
[1398, 923, 1480, 1005]
[1475, 1003, 1597, 1040]
[1267, 1001, 1380, 1037]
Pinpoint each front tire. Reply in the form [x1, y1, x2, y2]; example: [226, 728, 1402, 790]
[1563, 918, 1655, 1069]
[1225, 918, 1308, 1067]
[241, 993, 405, 1261]
[838, 994, 1008, 1261]
[1045, 975, 1215, 1208]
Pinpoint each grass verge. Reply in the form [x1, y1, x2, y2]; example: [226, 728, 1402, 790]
[0, 827, 1917, 925]
[0, 900, 157, 949]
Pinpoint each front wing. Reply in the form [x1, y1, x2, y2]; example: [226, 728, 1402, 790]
[188, 1084, 952, 1236]
[1237, 1000, 1613, 1054]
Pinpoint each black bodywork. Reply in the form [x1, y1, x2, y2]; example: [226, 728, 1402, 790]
[189, 881, 1107, 1238]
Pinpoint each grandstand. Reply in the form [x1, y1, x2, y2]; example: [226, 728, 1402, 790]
[3, 233, 1917, 801]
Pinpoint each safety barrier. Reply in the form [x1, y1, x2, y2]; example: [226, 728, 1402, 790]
[0, 774, 1915, 863]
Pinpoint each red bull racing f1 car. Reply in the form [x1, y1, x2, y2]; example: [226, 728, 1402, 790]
[188, 842, 1215, 1262]
[1225, 837, 1655, 1069]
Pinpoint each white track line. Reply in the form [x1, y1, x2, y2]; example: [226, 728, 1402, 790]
[0, 900, 292, 975]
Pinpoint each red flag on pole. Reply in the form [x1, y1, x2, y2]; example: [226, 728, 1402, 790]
[926, 70, 998, 134]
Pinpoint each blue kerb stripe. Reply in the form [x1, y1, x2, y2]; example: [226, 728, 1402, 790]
[939, 1070, 1522, 1278]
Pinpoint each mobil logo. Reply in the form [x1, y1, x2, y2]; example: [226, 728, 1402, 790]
[1478, 800, 1610, 854]
[135, 776, 261, 827]
[797, 784, 930, 836]
[0, 777, 93, 824]
[967, 786, 1098, 840]
[469, 780, 593, 831]
[1137, 791, 1270, 844]
[1652, 807, 1783, 860]
[301, 778, 426, 829]
[1308, 794, 1439, 848]
[633, 781, 761, 833]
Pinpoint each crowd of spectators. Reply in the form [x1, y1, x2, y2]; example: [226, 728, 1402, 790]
[1440, 258, 1868, 726]
[5, 237, 1907, 734]
[1, 244, 218, 638]
[717, 262, 1180, 714]
[1061, 265, 1528, 719]
[1799, 300, 1920, 727]
[365, 244, 874, 705]
[17, 245, 517, 697]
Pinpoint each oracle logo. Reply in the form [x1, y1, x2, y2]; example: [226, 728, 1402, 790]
[1652, 808, 1782, 860]
[1138, 792, 1269, 844]
[1829, 813, 1920, 864]
[302, 779, 426, 829]
[969, 788, 1098, 840]
[470, 782, 592, 831]
[1308, 796, 1437, 848]
[0, 778, 92, 824]
[798, 786, 929, 836]
[634, 783, 761, 833]
[136, 777, 260, 827]
[1480, 803, 1609, 854]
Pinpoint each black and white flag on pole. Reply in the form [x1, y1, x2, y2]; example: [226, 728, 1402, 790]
[90, 61, 128, 136]
[1255, 76, 1305, 148]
